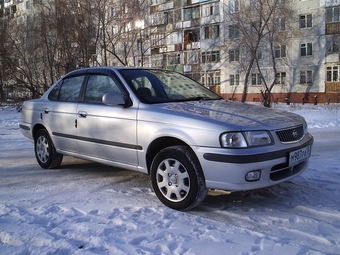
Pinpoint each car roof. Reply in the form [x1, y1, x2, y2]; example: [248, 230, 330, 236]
[66, 66, 164, 75]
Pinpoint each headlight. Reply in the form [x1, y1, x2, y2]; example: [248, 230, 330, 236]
[220, 132, 247, 148]
[220, 131, 273, 148]
[244, 131, 273, 146]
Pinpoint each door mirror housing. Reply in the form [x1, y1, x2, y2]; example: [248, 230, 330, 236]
[102, 92, 132, 107]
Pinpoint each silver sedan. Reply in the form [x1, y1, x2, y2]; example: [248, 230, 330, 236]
[20, 67, 313, 210]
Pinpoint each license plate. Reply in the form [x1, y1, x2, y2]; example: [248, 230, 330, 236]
[289, 145, 311, 165]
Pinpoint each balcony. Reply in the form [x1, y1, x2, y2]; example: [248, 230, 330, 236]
[326, 22, 340, 35]
[325, 82, 340, 93]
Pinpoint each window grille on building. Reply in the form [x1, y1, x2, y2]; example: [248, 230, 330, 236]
[300, 70, 313, 84]
[327, 66, 340, 82]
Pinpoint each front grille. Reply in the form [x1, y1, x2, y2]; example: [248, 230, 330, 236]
[276, 125, 304, 143]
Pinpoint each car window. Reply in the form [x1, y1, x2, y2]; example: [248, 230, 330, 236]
[130, 77, 155, 97]
[49, 76, 85, 102]
[48, 81, 62, 101]
[84, 74, 122, 104]
[119, 69, 221, 103]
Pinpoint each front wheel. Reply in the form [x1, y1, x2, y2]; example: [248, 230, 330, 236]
[150, 146, 208, 211]
[34, 129, 63, 169]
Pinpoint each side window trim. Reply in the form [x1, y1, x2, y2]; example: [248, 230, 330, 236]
[48, 75, 86, 102]
[82, 72, 128, 104]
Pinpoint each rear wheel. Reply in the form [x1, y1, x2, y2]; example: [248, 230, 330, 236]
[150, 145, 208, 211]
[34, 129, 63, 169]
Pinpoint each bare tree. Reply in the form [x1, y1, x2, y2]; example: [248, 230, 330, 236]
[93, 0, 150, 67]
[0, 20, 10, 101]
[3, 14, 46, 98]
[255, 0, 295, 107]
[91, 0, 126, 66]
[53, 0, 96, 72]
[223, 0, 296, 106]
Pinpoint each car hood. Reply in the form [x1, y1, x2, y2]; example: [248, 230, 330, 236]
[154, 100, 305, 130]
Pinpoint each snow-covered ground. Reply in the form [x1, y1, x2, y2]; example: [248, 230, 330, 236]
[0, 103, 339, 255]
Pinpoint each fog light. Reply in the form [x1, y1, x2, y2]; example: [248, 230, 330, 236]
[245, 170, 261, 182]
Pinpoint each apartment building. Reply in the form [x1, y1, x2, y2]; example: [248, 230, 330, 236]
[1, 0, 340, 103]
[145, 0, 340, 103]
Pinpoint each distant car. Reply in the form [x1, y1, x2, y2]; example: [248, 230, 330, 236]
[20, 67, 313, 210]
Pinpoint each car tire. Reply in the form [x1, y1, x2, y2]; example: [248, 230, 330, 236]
[34, 129, 63, 169]
[150, 145, 208, 211]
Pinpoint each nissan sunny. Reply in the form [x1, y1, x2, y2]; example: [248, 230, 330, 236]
[20, 67, 313, 210]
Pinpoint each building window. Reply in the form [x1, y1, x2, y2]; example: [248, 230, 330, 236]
[229, 0, 240, 13]
[112, 25, 118, 35]
[275, 45, 286, 58]
[300, 14, 312, 28]
[151, 34, 166, 46]
[250, 0, 261, 9]
[251, 73, 262, 85]
[230, 74, 240, 85]
[136, 39, 142, 51]
[202, 3, 220, 17]
[202, 51, 220, 63]
[328, 41, 340, 53]
[124, 3, 129, 14]
[204, 25, 220, 39]
[257, 48, 262, 59]
[326, 7, 340, 34]
[326, 7, 340, 22]
[275, 72, 286, 84]
[202, 71, 221, 86]
[184, 29, 200, 43]
[327, 66, 340, 81]
[229, 49, 240, 62]
[183, 6, 200, 20]
[125, 22, 132, 32]
[167, 53, 181, 65]
[229, 24, 239, 38]
[151, 0, 166, 4]
[275, 18, 286, 31]
[151, 12, 167, 26]
[250, 21, 261, 35]
[110, 6, 118, 17]
[186, 51, 198, 64]
[168, 32, 182, 44]
[300, 70, 313, 84]
[300, 43, 312, 56]
[151, 55, 164, 68]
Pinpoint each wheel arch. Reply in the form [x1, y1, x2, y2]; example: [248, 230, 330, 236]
[32, 124, 48, 140]
[146, 136, 200, 175]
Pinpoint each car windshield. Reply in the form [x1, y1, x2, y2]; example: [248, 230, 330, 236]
[119, 69, 222, 103]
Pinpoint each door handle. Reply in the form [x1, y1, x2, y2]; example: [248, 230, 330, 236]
[43, 108, 50, 114]
[78, 111, 87, 118]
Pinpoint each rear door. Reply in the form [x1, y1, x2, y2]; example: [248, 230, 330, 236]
[76, 72, 139, 168]
[43, 75, 85, 154]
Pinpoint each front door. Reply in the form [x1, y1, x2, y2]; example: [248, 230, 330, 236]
[76, 74, 139, 168]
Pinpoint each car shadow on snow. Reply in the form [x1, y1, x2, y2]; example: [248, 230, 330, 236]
[46, 157, 333, 215]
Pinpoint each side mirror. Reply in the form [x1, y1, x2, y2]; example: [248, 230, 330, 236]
[102, 92, 131, 107]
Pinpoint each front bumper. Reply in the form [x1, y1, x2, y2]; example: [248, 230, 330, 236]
[196, 133, 313, 191]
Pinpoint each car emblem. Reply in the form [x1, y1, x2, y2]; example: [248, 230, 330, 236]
[292, 130, 298, 139]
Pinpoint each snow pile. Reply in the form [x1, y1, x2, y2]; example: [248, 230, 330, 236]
[274, 103, 340, 129]
[0, 104, 339, 255]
